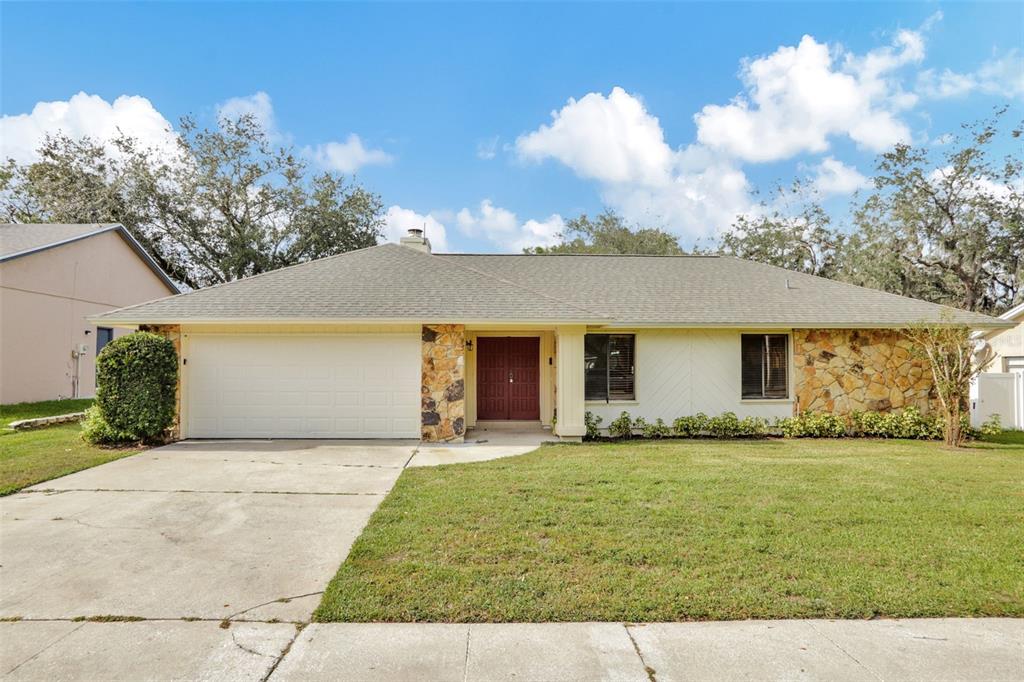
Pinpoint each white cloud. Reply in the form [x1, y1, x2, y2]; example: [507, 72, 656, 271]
[0, 91, 177, 164]
[304, 134, 392, 174]
[917, 49, 1024, 99]
[694, 29, 925, 162]
[216, 91, 277, 133]
[383, 205, 449, 252]
[456, 199, 564, 251]
[810, 157, 870, 196]
[514, 88, 752, 238]
[515, 87, 674, 185]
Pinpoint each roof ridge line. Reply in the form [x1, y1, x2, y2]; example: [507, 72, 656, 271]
[425, 250, 610, 319]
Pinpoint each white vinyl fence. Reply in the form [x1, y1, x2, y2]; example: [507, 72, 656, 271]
[972, 372, 1024, 429]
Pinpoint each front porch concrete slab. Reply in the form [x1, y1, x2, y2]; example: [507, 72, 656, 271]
[1, 621, 296, 681]
[409, 421, 552, 467]
[272, 624, 469, 682]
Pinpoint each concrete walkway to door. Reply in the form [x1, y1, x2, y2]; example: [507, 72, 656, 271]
[408, 420, 553, 467]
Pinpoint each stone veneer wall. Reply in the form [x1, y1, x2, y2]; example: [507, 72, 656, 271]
[794, 329, 936, 415]
[138, 324, 182, 440]
[421, 324, 466, 442]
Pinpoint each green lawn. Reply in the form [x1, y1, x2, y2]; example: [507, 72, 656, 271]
[316, 437, 1024, 623]
[1, 399, 142, 496]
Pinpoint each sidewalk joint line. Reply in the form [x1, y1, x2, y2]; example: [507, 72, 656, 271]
[624, 623, 657, 682]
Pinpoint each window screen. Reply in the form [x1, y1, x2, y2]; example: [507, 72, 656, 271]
[741, 334, 788, 399]
[585, 334, 635, 401]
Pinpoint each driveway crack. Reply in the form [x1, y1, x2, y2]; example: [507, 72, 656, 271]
[462, 625, 472, 682]
[263, 622, 306, 681]
[226, 591, 324, 621]
[4, 622, 85, 676]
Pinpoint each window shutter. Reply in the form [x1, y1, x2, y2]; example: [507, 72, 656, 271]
[584, 334, 609, 401]
[741, 335, 764, 398]
[607, 335, 635, 400]
[764, 335, 788, 398]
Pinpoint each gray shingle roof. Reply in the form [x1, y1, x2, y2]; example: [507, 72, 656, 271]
[92, 243, 1009, 328]
[0, 223, 120, 259]
[1, 222, 179, 293]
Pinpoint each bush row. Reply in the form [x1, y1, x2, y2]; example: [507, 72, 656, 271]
[586, 406, 971, 441]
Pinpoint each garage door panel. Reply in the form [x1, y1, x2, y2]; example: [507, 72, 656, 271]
[186, 334, 420, 439]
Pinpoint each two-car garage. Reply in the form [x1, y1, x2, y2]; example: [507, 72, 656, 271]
[183, 333, 421, 439]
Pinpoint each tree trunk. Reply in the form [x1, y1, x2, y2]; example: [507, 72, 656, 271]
[945, 404, 963, 448]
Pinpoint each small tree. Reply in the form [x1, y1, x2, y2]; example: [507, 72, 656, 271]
[902, 316, 991, 447]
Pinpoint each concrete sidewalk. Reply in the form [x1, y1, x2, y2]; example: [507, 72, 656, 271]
[4, 618, 1019, 681]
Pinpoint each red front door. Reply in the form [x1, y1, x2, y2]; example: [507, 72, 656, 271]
[477, 337, 540, 420]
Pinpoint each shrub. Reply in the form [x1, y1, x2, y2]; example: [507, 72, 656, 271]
[86, 331, 178, 444]
[584, 411, 603, 440]
[779, 412, 847, 438]
[81, 405, 136, 444]
[980, 414, 1003, 436]
[642, 417, 671, 439]
[608, 411, 634, 439]
[672, 413, 710, 437]
[737, 416, 769, 438]
[707, 412, 742, 438]
[849, 407, 943, 440]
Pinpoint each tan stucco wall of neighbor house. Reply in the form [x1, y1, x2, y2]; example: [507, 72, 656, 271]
[0, 230, 174, 404]
[794, 329, 936, 414]
[421, 324, 466, 443]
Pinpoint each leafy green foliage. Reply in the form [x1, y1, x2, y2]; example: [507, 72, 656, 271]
[608, 411, 635, 439]
[849, 407, 944, 440]
[778, 412, 848, 438]
[583, 411, 603, 440]
[980, 414, 1004, 436]
[672, 413, 711, 437]
[717, 110, 1021, 314]
[641, 417, 671, 439]
[86, 332, 178, 444]
[525, 210, 685, 255]
[1, 114, 384, 289]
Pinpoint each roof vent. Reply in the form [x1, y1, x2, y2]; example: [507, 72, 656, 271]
[400, 226, 432, 253]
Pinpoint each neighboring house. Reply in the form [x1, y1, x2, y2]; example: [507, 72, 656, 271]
[972, 302, 1024, 429]
[0, 223, 178, 404]
[91, 229, 1010, 442]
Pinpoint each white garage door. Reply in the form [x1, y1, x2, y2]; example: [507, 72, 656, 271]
[185, 334, 420, 438]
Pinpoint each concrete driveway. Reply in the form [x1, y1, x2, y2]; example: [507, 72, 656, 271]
[1, 439, 415, 679]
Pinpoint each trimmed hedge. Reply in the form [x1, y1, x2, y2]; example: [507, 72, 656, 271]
[84, 332, 178, 444]
[586, 406, 965, 442]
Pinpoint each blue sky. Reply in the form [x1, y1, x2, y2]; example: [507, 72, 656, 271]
[2, 1, 1021, 252]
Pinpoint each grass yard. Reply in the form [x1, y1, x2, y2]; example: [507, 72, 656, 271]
[316, 437, 1024, 623]
[1, 399, 142, 496]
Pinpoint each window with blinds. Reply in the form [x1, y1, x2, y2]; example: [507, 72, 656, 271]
[741, 334, 789, 399]
[584, 334, 635, 401]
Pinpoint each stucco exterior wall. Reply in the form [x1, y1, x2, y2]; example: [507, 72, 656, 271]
[0, 230, 175, 404]
[794, 329, 935, 414]
[584, 328, 795, 426]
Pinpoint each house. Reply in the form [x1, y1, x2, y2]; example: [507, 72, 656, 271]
[0, 223, 178, 404]
[972, 302, 1024, 429]
[90, 229, 1010, 442]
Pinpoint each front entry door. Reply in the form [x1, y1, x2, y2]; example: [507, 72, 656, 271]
[477, 337, 540, 420]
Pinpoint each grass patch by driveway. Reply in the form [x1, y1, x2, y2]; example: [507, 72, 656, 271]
[316, 437, 1024, 623]
[1, 399, 142, 495]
